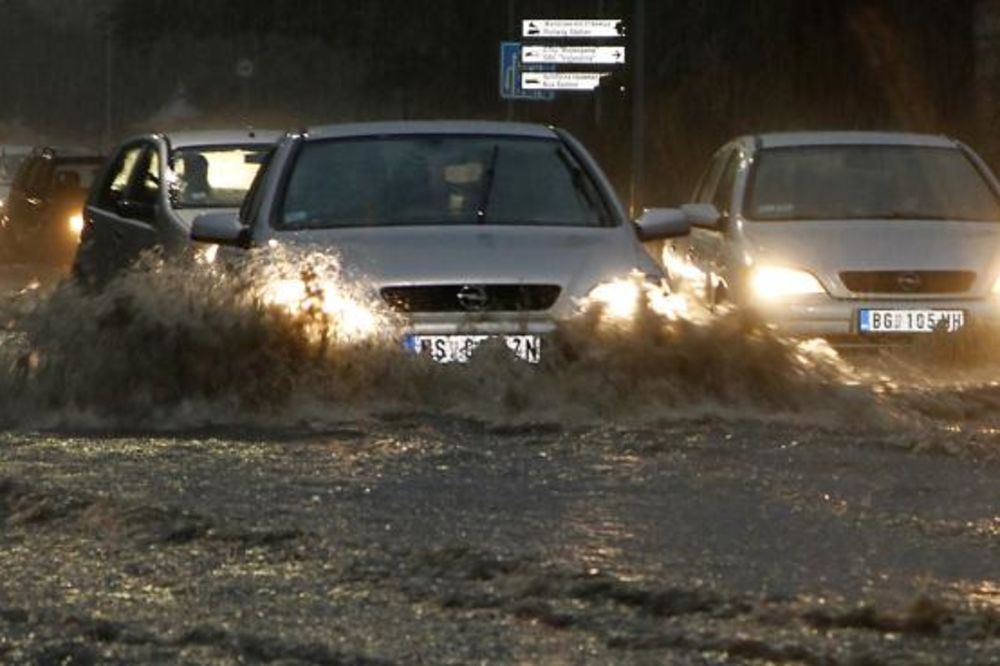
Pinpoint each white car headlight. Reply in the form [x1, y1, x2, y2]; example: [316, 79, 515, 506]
[750, 266, 826, 301]
[993, 275, 1000, 295]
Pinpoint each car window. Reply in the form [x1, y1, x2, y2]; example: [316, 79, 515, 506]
[694, 149, 732, 203]
[25, 158, 55, 198]
[170, 145, 270, 208]
[278, 136, 611, 229]
[127, 147, 160, 205]
[239, 147, 274, 224]
[52, 160, 104, 196]
[712, 151, 739, 215]
[747, 145, 1000, 222]
[98, 145, 143, 209]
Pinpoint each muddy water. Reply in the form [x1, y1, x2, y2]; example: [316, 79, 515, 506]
[1, 259, 999, 663]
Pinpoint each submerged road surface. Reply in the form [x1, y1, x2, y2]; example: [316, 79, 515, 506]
[1, 419, 998, 664]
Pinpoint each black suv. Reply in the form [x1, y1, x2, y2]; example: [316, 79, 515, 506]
[0, 147, 105, 265]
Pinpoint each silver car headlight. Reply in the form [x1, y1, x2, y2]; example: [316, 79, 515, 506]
[587, 279, 644, 321]
[260, 277, 380, 341]
[584, 273, 687, 322]
[750, 266, 826, 301]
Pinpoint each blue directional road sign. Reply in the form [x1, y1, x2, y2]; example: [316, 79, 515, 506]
[499, 41, 555, 101]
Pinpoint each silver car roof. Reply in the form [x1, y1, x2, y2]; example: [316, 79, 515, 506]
[163, 129, 283, 149]
[754, 131, 957, 149]
[305, 121, 559, 140]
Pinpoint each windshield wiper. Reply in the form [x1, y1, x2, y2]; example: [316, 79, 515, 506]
[476, 144, 500, 224]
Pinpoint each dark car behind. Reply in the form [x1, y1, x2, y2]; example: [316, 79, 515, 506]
[1, 146, 105, 266]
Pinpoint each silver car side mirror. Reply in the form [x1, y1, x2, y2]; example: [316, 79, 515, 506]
[191, 211, 249, 248]
[680, 203, 722, 229]
[634, 208, 692, 241]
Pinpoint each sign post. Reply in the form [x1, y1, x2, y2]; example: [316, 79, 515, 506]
[499, 42, 556, 101]
[521, 45, 625, 65]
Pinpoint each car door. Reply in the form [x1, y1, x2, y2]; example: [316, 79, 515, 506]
[669, 147, 734, 305]
[698, 149, 740, 305]
[78, 141, 159, 283]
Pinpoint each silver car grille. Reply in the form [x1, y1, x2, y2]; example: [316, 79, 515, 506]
[839, 270, 976, 295]
[380, 284, 561, 313]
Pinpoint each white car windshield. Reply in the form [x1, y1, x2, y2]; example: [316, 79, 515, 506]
[278, 136, 612, 228]
[747, 145, 1000, 222]
[170, 145, 269, 208]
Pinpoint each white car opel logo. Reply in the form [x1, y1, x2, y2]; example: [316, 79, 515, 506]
[456, 285, 489, 311]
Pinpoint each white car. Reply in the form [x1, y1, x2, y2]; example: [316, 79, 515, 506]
[73, 129, 281, 286]
[663, 132, 1000, 339]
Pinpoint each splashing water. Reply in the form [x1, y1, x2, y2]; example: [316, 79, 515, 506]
[0, 247, 996, 436]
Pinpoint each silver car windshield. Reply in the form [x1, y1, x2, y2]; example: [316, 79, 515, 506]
[278, 136, 612, 228]
[747, 146, 1000, 222]
[170, 145, 270, 209]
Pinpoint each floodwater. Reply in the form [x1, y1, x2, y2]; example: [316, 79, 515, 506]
[1, 257, 999, 664]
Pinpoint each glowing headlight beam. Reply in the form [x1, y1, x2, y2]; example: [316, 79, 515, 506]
[750, 266, 826, 301]
[585, 275, 689, 323]
[260, 278, 380, 342]
[587, 279, 643, 321]
[68, 213, 84, 237]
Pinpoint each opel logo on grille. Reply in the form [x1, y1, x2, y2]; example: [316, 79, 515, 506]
[897, 272, 923, 293]
[456, 285, 489, 311]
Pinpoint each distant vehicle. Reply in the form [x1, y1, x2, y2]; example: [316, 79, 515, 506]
[0, 144, 34, 208]
[662, 131, 1000, 340]
[189, 121, 691, 364]
[0, 146, 104, 265]
[72, 129, 281, 285]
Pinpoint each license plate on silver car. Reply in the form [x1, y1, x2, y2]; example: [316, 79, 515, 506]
[858, 309, 965, 334]
[404, 335, 542, 364]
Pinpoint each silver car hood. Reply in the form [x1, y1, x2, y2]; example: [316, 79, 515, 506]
[744, 219, 1000, 269]
[743, 219, 1000, 294]
[270, 224, 654, 303]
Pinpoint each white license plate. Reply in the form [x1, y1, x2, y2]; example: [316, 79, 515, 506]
[404, 335, 542, 364]
[858, 309, 965, 334]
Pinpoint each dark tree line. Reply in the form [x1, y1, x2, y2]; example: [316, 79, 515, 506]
[0, 0, 980, 204]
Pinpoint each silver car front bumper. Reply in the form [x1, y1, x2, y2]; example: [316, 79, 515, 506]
[751, 295, 1000, 337]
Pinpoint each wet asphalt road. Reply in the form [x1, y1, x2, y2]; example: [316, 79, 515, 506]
[1, 419, 999, 664]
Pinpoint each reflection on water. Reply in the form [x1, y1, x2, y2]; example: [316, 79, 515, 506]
[952, 579, 1000, 611]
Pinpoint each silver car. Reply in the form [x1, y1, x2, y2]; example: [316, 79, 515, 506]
[663, 132, 1000, 339]
[190, 121, 690, 363]
[73, 129, 281, 285]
